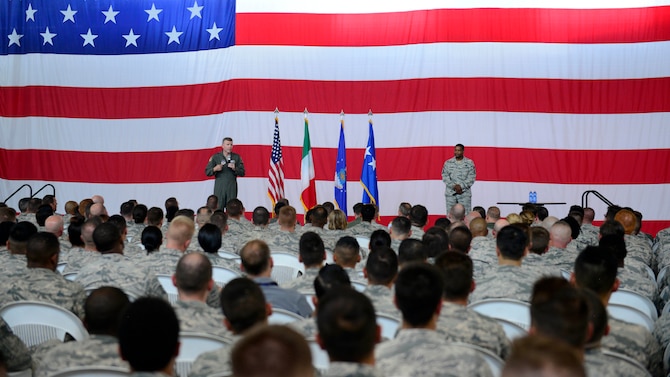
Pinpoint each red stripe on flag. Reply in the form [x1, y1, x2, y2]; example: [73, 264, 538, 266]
[3, 77, 670, 118]
[2, 146, 669, 185]
[237, 7, 670, 46]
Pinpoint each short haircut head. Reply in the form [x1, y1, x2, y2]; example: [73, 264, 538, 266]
[529, 226, 550, 255]
[226, 199, 244, 217]
[352, 203, 363, 215]
[473, 206, 486, 219]
[8, 221, 38, 254]
[530, 277, 589, 348]
[536, 206, 549, 221]
[221, 278, 267, 334]
[175, 253, 212, 294]
[314, 264, 351, 299]
[365, 247, 398, 285]
[573, 246, 618, 295]
[107, 214, 127, 234]
[469, 217, 487, 237]
[448, 226, 472, 252]
[398, 239, 427, 265]
[599, 220, 625, 239]
[310, 206, 328, 227]
[147, 207, 164, 226]
[398, 202, 412, 217]
[85, 286, 130, 335]
[209, 210, 228, 231]
[118, 297, 179, 372]
[120, 201, 135, 217]
[422, 226, 449, 258]
[252, 206, 270, 226]
[175, 208, 195, 219]
[141, 226, 163, 253]
[360, 204, 376, 222]
[167, 215, 195, 244]
[496, 225, 527, 260]
[390, 216, 411, 237]
[317, 287, 377, 362]
[278, 206, 297, 227]
[409, 205, 428, 227]
[197, 223, 222, 254]
[0, 207, 16, 223]
[231, 325, 313, 377]
[598, 234, 627, 266]
[35, 205, 54, 226]
[604, 205, 622, 221]
[394, 263, 444, 326]
[26, 231, 60, 264]
[369, 229, 391, 252]
[502, 335, 586, 377]
[299, 231, 325, 267]
[240, 240, 271, 276]
[92, 222, 122, 253]
[433, 217, 450, 230]
[333, 236, 360, 266]
[67, 215, 86, 247]
[434, 251, 473, 300]
[487, 206, 501, 221]
[0, 221, 15, 246]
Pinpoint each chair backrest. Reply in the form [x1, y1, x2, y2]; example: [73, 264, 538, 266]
[468, 298, 531, 330]
[0, 300, 89, 348]
[608, 303, 655, 332]
[355, 237, 370, 251]
[602, 349, 652, 377]
[307, 337, 330, 373]
[176, 332, 230, 377]
[560, 269, 571, 280]
[451, 342, 504, 377]
[270, 252, 305, 285]
[56, 262, 67, 274]
[211, 266, 241, 287]
[304, 294, 316, 311]
[495, 318, 528, 340]
[325, 249, 335, 264]
[268, 308, 304, 324]
[217, 250, 241, 262]
[63, 272, 78, 281]
[376, 312, 400, 340]
[50, 366, 129, 377]
[350, 281, 367, 292]
[657, 265, 669, 288]
[609, 289, 658, 321]
[7, 369, 32, 377]
[664, 342, 670, 373]
[156, 274, 178, 305]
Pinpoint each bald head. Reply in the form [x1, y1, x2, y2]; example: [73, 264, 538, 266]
[549, 221, 572, 249]
[492, 219, 509, 238]
[469, 217, 488, 237]
[449, 204, 466, 221]
[175, 253, 213, 296]
[44, 215, 64, 237]
[91, 195, 105, 204]
[89, 203, 107, 217]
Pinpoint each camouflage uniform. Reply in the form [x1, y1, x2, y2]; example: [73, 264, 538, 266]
[441, 156, 476, 214]
[34, 334, 128, 377]
[343, 267, 367, 286]
[625, 234, 653, 267]
[74, 253, 167, 300]
[362, 285, 401, 319]
[281, 267, 321, 295]
[436, 302, 510, 359]
[652, 314, 670, 350]
[188, 336, 237, 377]
[260, 230, 301, 254]
[0, 316, 32, 372]
[584, 347, 652, 377]
[0, 268, 87, 319]
[288, 317, 318, 339]
[226, 218, 254, 236]
[173, 300, 233, 341]
[16, 213, 37, 226]
[602, 316, 663, 377]
[469, 264, 542, 303]
[345, 222, 388, 239]
[616, 268, 658, 304]
[469, 237, 497, 264]
[536, 246, 578, 271]
[375, 329, 493, 377]
[323, 362, 382, 377]
[0, 253, 28, 278]
[409, 225, 425, 240]
[62, 250, 101, 274]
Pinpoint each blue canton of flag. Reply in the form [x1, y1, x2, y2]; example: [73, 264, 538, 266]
[2, 0, 235, 55]
[360, 120, 379, 207]
[334, 119, 347, 216]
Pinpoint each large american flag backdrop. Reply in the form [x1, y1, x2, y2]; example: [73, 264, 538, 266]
[2, 0, 670, 234]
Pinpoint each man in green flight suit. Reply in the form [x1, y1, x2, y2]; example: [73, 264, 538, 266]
[205, 137, 245, 211]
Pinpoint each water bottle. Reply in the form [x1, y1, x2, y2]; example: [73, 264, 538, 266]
[533, 191, 538, 203]
[529, 191, 534, 203]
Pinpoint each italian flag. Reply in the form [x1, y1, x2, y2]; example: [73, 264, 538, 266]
[300, 118, 317, 212]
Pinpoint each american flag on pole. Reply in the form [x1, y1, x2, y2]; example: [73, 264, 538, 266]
[2, 1, 670, 234]
[267, 114, 285, 210]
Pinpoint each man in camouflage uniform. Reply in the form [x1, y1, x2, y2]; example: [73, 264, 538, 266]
[346, 204, 387, 239]
[0, 222, 37, 278]
[0, 317, 32, 373]
[467, 218, 497, 278]
[375, 263, 493, 377]
[35, 287, 130, 377]
[258, 205, 301, 254]
[281, 231, 326, 295]
[332, 236, 366, 285]
[62, 216, 102, 273]
[189, 278, 270, 377]
[441, 144, 476, 215]
[0, 232, 86, 319]
[434, 251, 510, 359]
[362, 246, 401, 319]
[75, 222, 166, 300]
[171, 253, 233, 341]
[317, 287, 383, 377]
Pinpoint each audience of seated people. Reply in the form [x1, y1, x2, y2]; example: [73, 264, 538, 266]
[2, 195, 670, 377]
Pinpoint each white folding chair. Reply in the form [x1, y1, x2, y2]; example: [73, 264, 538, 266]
[451, 342, 504, 377]
[608, 303, 655, 332]
[0, 300, 89, 348]
[657, 265, 669, 288]
[50, 366, 129, 377]
[304, 294, 316, 311]
[376, 312, 400, 340]
[609, 289, 658, 321]
[56, 262, 67, 274]
[268, 308, 304, 324]
[307, 337, 330, 373]
[325, 249, 335, 264]
[355, 237, 370, 250]
[217, 249, 241, 261]
[63, 272, 78, 281]
[468, 298, 531, 330]
[664, 343, 670, 374]
[156, 274, 178, 305]
[211, 266, 241, 287]
[176, 332, 230, 377]
[270, 252, 305, 285]
[351, 281, 367, 292]
[7, 369, 32, 377]
[602, 349, 652, 377]
[495, 318, 528, 340]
